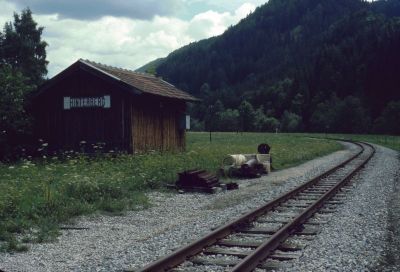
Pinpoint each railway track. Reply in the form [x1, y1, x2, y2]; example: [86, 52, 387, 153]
[135, 141, 375, 272]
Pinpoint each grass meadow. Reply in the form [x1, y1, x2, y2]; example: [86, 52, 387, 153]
[331, 134, 400, 151]
[0, 132, 342, 251]
[302, 133, 400, 151]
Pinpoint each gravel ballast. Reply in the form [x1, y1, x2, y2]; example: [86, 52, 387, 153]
[0, 142, 398, 272]
[279, 144, 399, 271]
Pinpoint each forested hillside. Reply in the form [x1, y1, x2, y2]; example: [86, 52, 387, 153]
[154, 0, 400, 134]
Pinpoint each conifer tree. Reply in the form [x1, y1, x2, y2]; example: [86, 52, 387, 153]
[0, 8, 48, 87]
[0, 8, 48, 158]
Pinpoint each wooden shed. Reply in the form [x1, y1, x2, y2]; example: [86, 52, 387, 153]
[33, 59, 198, 153]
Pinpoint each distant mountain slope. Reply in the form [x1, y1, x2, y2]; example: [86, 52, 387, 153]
[135, 57, 165, 74]
[154, 0, 400, 133]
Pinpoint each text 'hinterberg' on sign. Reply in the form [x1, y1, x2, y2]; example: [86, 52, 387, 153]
[63, 95, 111, 109]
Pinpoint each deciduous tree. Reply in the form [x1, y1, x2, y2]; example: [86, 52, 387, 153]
[0, 65, 32, 159]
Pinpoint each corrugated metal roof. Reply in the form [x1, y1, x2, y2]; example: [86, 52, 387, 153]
[79, 59, 199, 102]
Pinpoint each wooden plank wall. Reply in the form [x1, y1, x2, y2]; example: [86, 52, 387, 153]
[35, 69, 128, 152]
[35, 68, 186, 153]
[130, 97, 185, 152]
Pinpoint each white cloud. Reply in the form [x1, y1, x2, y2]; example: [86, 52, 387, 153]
[188, 10, 230, 39]
[0, 1, 16, 25]
[7, 0, 182, 20]
[235, 3, 257, 18]
[183, 0, 265, 13]
[187, 3, 255, 39]
[0, 2, 258, 77]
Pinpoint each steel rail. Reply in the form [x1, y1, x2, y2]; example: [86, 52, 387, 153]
[136, 141, 372, 272]
[231, 142, 375, 271]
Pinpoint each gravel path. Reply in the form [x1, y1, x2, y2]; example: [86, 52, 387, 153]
[0, 141, 397, 272]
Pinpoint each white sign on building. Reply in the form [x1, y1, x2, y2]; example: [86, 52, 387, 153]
[63, 95, 111, 109]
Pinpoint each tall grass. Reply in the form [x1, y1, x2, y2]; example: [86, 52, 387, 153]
[0, 132, 340, 251]
[186, 132, 341, 170]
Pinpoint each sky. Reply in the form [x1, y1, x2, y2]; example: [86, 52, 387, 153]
[0, 0, 267, 77]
